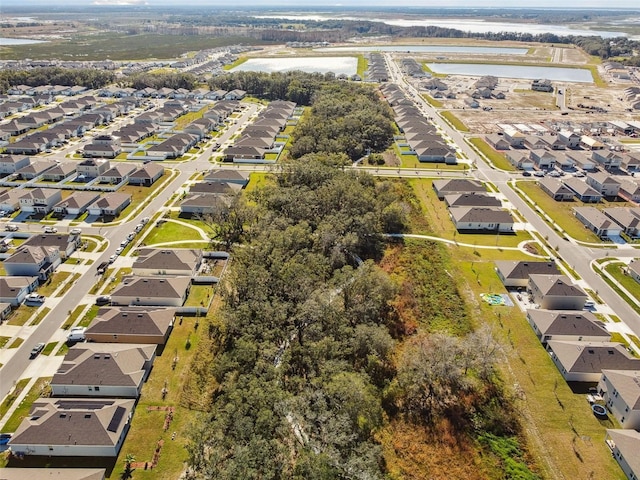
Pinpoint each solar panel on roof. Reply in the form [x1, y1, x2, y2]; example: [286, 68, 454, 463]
[107, 406, 126, 432]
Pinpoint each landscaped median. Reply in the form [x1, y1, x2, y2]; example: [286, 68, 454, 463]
[440, 111, 469, 132]
[593, 259, 640, 317]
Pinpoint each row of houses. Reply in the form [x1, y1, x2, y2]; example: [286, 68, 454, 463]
[432, 178, 515, 233]
[223, 100, 297, 163]
[180, 169, 248, 216]
[380, 84, 458, 164]
[7, 247, 217, 459]
[495, 260, 640, 480]
[573, 206, 640, 239]
[539, 174, 640, 205]
[488, 128, 640, 172]
[366, 53, 389, 83]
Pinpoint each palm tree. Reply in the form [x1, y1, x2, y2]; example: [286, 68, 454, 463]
[121, 453, 136, 480]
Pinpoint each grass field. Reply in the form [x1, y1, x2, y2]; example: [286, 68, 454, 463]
[1, 378, 52, 433]
[0, 378, 30, 421]
[440, 111, 469, 132]
[421, 94, 443, 108]
[144, 220, 205, 246]
[469, 137, 515, 171]
[6, 306, 38, 327]
[515, 181, 604, 243]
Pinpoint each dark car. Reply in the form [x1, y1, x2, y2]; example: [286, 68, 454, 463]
[96, 296, 111, 306]
[29, 342, 45, 358]
[522, 171, 532, 177]
[0, 433, 11, 445]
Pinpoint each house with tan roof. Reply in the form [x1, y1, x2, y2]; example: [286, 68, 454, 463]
[539, 178, 575, 201]
[562, 177, 602, 203]
[18, 188, 62, 214]
[53, 191, 100, 216]
[87, 193, 131, 217]
[527, 274, 587, 310]
[449, 207, 514, 233]
[51, 343, 156, 398]
[574, 206, 623, 239]
[128, 163, 164, 187]
[599, 370, 640, 430]
[586, 172, 621, 197]
[8, 397, 135, 457]
[85, 307, 175, 345]
[0, 276, 39, 306]
[3, 245, 61, 280]
[546, 341, 640, 382]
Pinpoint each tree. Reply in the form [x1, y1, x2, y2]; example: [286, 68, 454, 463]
[120, 453, 135, 480]
[198, 194, 254, 250]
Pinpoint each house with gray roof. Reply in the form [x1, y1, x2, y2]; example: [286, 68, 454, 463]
[51, 343, 156, 398]
[539, 177, 575, 201]
[505, 151, 535, 170]
[618, 180, 640, 204]
[87, 193, 131, 217]
[432, 179, 486, 199]
[132, 248, 202, 277]
[628, 259, 640, 284]
[0, 189, 25, 213]
[494, 260, 560, 288]
[18, 188, 62, 214]
[586, 172, 621, 197]
[526, 309, 610, 344]
[528, 274, 587, 310]
[41, 161, 76, 182]
[204, 169, 249, 187]
[484, 134, 510, 150]
[599, 370, 640, 430]
[85, 307, 175, 345]
[574, 206, 623, 239]
[0, 154, 30, 174]
[8, 398, 135, 457]
[53, 191, 100, 216]
[547, 341, 640, 382]
[565, 151, 596, 171]
[449, 207, 514, 233]
[605, 429, 640, 480]
[98, 163, 137, 185]
[22, 233, 80, 259]
[111, 276, 191, 307]
[3, 245, 60, 280]
[562, 177, 602, 203]
[604, 208, 640, 238]
[128, 163, 164, 187]
[0, 276, 39, 306]
[443, 192, 501, 208]
[0, 468, 106, 480]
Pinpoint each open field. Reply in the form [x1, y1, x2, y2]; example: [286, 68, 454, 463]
[469, 137, 515, 171]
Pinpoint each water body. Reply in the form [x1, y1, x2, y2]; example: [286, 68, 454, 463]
[316, 45, 528, 55]
[427, 63, 593, 83]
[254, 14, 627, 38]
[0, 37, 47, 45]
[231, 56, 358, 75]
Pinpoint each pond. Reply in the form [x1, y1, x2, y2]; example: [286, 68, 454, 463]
[426, 63, 593, 83]
[317, 45, 528, 55]
[231, 57, 358, 75]
[0, 37, 47, 45]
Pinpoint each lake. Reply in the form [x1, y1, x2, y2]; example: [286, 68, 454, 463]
[316, 45, 528, 55]
[231, 57, 358, 75]
[0, 37, 47, 45]
[426, 63, 594, 83]
[254, 14, 627, 38]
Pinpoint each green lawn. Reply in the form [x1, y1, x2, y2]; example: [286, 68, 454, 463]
[78, 305, 100, 328]
[38, 271, 71, 296]
[469, 137, 515, 171]
[55, 273, 81, 297]
[6, 306, 38, 326]
[0, 378, 30, 421]
[144, 220, 205, 246]
[41, 341, 58, 356]
[601, 262, 640, 315]
[0, 336, 10, 349]
[8, 338, 24, 349]
[440, 111, 469, 132]
[102, 268, 133, 295]
[30, 308, 51, 326]
[515, 181, 602, 242]
[185, 284, 215, 307]
[421, 94, 443, 108]
[2, 378, 52, 433]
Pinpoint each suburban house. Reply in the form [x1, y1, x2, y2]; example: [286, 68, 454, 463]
[204, 169, 249, 187]
[558, 130, 581, 149]
[628, 259, 640, 284]
[132, 248, 202, 277]
[8, 398, 135, 457]
[87, 193, 131, 217]
[565, 151, 596, 171]
[3, 246, 61, 280]
[484, 134, 510, 150]
[180, 193, 221, 216]
[618, 180, 640, 204]
[83, 135, 122, 158]
[546, 341, 640, 382]
[0, 189, 26, 213]
[502, 126, 525, 147]
[622, 152, 640, 172]
[574, 207, 623, 239]
[599, 370, 640, 430]
[76, 159, 111, 178]
[110, 276, 192, 307]
[605, 429, 640, 480]
[41, 162, 76, 182]
[98, 163, 137, 185]
[592, 150, 623, 168]
[586, 172, 621, 197]
[526, 309, 610, 344]
[581, 135, 606, 151]
[432, 179, 486, 199]
[51, 343, 156, 398]
[0, 276, 39, 306]
[128, 163, 165, 187]
[53, 191, 100, 217]
[21, 233, 80, 259]
[529, 149, 557, 170]
[539, 178, 575, 201]
[443, 193, 502, 208]
[449, 207, 515, 233]
[85, 307, 175, 345]
[527, 274, 587, 310]
[494, 260, 560, 288]
[562, 178, 603, 203]
[0, 154, 30, 174]
[0, 302, 12, 321]
[505, 151, 535, 170]
[16, 160, 57, 180]
[18, 188, 62, 214]
[604, 208, 640, 238]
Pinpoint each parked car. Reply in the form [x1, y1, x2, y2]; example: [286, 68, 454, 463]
[4, 224, 19, 231]
[70, 228, 82, 235]
[522, 171, 532, 177]
[25, 293, 45, 304]
[127, 232, 136, 241]
[29, 342, 45, 358]
[108, 254, 118, 263]
[67, 327, 86, 342]
[120, 239, 129, 248]
[96, 295, 111, 306]
[0, 433, 11, 445]
[115, 247, 124, 255]
[43, 226, 58, 233]
[533, 171, 545, 177]
[141, 217, 150, 225]
[134, 223, 144, 233]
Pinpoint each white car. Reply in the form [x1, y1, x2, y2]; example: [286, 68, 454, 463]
[70, 228, 82, 235]
[43, 226, 58, 233]
[115, 247, 124, 255]
[108, 254, 118, 263]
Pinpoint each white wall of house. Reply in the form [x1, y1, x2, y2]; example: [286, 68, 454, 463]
[599, 375, 640, 430]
